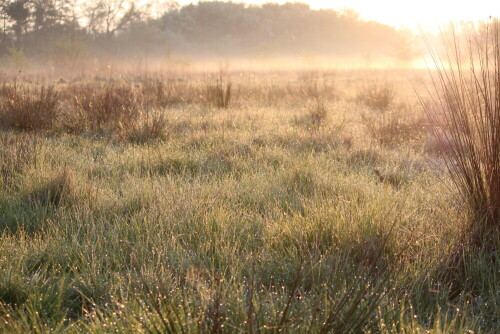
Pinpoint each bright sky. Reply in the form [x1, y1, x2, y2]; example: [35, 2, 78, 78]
[178, 0, 499, 32]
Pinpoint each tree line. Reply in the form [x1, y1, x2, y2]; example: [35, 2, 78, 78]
[0, 1, 419, 69]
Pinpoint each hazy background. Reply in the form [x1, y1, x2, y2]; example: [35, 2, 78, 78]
[0, 0, 493, 72]
[176, 0, 498, 33]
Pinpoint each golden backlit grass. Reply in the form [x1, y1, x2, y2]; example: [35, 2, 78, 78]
[0, 68, 497, 333]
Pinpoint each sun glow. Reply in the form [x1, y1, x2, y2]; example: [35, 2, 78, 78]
[179, 0, 499, 32]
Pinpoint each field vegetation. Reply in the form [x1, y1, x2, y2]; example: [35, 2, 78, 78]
[0, 15, 498, 332]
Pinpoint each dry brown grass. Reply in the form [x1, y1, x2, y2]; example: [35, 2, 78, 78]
[294, 97, 329, 134]
[357, 83, 394, 113]
[65, 83, 144, 134]
[140, 77, 194, 108]
[126, 110, 168, 143]
[60, 82, 172, 142]
[203, 66, 232, 109]
[0, 80, 176, 141]
[0, 84, 59, 131]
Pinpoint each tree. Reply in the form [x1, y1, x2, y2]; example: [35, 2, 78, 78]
[84, 0, 143, 38]
[3, 0, 29, 44]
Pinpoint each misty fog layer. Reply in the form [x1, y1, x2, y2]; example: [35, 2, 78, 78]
[0, 1, 418, 71]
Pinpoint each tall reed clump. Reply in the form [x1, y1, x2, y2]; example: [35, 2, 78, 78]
[357, 84, 394, 113]
[422, 19, 500, 250]
[141, 78, 179, 108]
[204, 65, 232, 109]
[68, 84, 143, 134]
[0, 84, 59, 131]
[127, 110, 168, 143]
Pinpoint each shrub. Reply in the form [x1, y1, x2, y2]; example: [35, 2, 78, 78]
[422, 19, 500, 249]
[0, 84, 59, 131]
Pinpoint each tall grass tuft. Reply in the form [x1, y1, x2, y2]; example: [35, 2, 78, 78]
[0, 84, 59, 131]
[68, 84, 143, 133]
[204, 65, 232, 109]
[357, 83, 394, 113]
[127, 110, 168, 143]
[294, 97, 329, 134]
[422, 19, 500, 249]
[28, 169, 76, 207]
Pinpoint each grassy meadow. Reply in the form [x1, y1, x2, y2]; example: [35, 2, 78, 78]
[0, 67, 498, 333]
